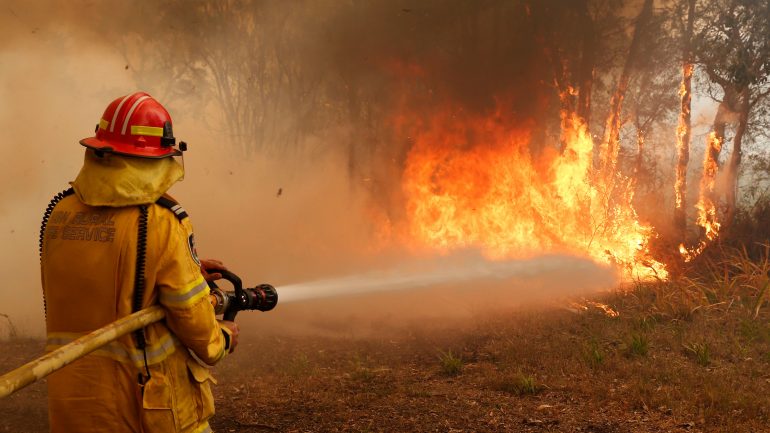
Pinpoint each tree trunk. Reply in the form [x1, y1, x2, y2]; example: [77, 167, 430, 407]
[724, 86, 750, 228]
[575, 0, 595, 127]
[635, 127, 645, 179]
[694, 90, 733, 242]
[599, 0, 653, 183]
[673, 0, 695, 242]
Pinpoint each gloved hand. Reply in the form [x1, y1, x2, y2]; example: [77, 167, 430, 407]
[200, 258, 228, 282]
[219, 320, 240, 353]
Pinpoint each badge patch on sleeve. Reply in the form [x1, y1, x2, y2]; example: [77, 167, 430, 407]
[188, 233, 201, 266]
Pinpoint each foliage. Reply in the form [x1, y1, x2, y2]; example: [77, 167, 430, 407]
[438, 349, 464, 376]
[684, 341, 711, 366]
[626, 243, 770, 323]
[683, 244, 770, 316]
[694, 0, 770, 91]
[284, 352, 313, 377]
[583, 338, 605, 369]
[493, 371, 541, 396]
[626, 333, 649, 357]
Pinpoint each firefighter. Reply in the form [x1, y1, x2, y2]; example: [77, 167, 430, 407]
[40, 92, 238, 433]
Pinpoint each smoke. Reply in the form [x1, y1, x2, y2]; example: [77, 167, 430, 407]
[0, 1, 138, 335]
[1, 1, 624, 338]
[323, 1, 550, 114]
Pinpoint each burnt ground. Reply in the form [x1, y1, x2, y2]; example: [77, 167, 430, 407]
[3, 287, 770, 433]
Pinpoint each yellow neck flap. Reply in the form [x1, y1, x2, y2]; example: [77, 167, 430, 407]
[71, 150, 184, 207]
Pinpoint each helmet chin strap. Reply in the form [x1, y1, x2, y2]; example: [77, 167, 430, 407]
[175, 141, 187, 181]
[178, 153, 185, 181]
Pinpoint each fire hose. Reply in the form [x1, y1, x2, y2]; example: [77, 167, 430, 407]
[0, 270, 277, 399]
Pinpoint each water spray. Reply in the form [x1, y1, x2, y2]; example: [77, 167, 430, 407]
[277, 254, 614, 304]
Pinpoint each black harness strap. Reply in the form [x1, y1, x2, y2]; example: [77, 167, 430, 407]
[135, 197, 189, 390]
[39, 188, 75, 317]
[133, 205, 151, 389]
[155, 196, 188, 220]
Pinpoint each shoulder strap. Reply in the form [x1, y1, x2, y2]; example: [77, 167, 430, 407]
[155, 196, 189, 220]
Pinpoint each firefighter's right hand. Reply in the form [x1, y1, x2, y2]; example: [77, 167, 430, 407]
[219, 320, 240, 353]
[200, 258, 228, 282]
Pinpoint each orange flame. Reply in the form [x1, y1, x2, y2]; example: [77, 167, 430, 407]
[399, 104, 667, 280]
[680, 131, 722, 261]
[569, 300, 620, 318]
[674, 63, 693, 211]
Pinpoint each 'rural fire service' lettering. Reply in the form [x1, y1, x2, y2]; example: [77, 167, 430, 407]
[47, 210, 116, 243]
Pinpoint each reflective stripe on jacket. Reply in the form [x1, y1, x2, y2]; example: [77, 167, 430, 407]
[42, 194, 227, 433]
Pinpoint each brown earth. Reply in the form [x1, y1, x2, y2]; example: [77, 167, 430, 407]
[2, 288, 770, 432]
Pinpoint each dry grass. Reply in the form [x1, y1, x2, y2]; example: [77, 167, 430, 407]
[4, 246, 770, 432]
[0, 313, 18, 340]
[201, 247, 770, 432]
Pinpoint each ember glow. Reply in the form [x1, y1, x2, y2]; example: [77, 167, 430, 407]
[398, 105, 667, 281]
[568, 300, 620, 318]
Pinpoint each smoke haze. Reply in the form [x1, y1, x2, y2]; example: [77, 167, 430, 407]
[1, 1, 648, 338]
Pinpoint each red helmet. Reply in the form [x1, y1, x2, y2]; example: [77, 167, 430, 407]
[80, 92, 186, 159]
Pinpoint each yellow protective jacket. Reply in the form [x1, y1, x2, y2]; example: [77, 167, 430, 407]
[41, 151, 229, 433]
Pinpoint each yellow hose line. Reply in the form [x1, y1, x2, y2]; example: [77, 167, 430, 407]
[0, 306, 166, 399]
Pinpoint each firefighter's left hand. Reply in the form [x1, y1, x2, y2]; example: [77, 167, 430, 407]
[200, 258, 228, 281]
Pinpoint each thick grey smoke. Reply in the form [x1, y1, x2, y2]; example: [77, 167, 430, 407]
[0, 1, 622, 338]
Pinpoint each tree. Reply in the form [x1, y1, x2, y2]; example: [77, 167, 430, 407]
[694, 0, 770, 231]
[101, 0, 344, 156]
[673, 0, 696, 242]
[599, 0, 654, 185]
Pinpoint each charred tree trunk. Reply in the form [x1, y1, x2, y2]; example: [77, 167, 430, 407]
[713, 85, 739, 150]
[599, 0, 653, 183]
[575, 0, 595, 127]
[540, 26, 575, 153]
[724, 87, 750, 229]
[673, 0, 695, 242]
[635, 127, 645, 180]
[536, 1, 596, 151]
[694, 87, 736, 244]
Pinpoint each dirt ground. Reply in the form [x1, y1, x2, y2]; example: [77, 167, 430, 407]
[3, 288, 770, 433]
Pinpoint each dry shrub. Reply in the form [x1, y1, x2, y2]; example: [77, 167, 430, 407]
[488, 371, 541, 396]
[683, 244, 770, 317]
[628, 244, 770, 320]
[437, 349, 463, 376]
